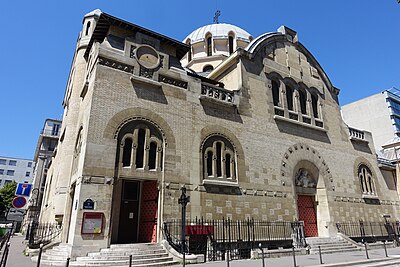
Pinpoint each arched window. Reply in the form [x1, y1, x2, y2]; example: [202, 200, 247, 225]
[72, 127, 83, 174]
[206, 35, 212, 56]
[311, 93, 319, 118]
[286, 85, 294, 111]
[186, 40, 192, 62]
[228, 35, 234, 54]
[271, 80, 280, 106]
[85, 21, 91, 36]
[202, 135, 236, 182]
[203, 65, 214, 73]
[358, 164, 375, 195]
[118, 121, 163, 171]
[299, 88, 307, 115]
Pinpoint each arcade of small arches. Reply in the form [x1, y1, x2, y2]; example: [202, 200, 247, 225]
[269, 75, 322, 122]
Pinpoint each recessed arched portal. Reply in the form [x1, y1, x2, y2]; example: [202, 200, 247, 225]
[280, 143, 333, 237]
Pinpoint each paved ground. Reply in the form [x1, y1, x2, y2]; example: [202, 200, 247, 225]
[3, 235, 400, 266]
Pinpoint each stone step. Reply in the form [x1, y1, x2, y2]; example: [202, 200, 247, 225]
[311, 244, 357, 250]
[70, 260, 178, 267]
[77, 252, 168, 261]
[95, 249, 166, 256]
[70, 256, 174, 266]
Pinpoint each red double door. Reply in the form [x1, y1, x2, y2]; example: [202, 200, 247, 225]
[297, 195, 318, 237]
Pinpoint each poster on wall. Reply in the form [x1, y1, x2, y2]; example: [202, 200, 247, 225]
[81, 212, 104, 234]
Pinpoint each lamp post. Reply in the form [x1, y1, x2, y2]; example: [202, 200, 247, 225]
[178, 185, 190, 267]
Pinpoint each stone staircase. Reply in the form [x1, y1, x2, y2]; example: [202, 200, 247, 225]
[306, 236, 361, 254]
[32, 243, 178, 267]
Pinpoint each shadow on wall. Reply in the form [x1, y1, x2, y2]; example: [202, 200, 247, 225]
[276, 120, 331, 144]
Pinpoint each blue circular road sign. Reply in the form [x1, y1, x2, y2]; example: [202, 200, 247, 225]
[12, 196, 27, 209]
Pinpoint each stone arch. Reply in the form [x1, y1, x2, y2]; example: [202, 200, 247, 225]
[197, 125, 247, 183]
[280, 143, 333, 237]
[103, 107, 176, 150]
[353, 156, 378, 195]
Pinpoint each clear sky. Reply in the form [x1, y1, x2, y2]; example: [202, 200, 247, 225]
[0, 0, 399, 159]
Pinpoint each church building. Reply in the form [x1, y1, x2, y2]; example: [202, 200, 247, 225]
[39, 9, 400, 260]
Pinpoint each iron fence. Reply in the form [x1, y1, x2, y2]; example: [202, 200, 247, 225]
[26, 222, 62, 249]
[163, 218, 306, 262]
[336, 221, 399, 243]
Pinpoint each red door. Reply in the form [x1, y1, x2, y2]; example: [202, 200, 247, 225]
[297, 195, 318, 237]
[138, 181, 158, 243]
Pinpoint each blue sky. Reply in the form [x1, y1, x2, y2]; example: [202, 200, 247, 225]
[0, 1, 399, 159]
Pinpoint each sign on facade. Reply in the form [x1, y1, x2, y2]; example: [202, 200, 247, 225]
[83, 199, 94, 210]
[81, 212, 104, 234]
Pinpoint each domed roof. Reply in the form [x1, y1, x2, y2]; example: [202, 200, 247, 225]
[184, 23, 252, 43]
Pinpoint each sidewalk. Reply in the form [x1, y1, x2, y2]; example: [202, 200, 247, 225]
[3, 235, 400, 267]
[2, 235, 51, 267]
[192, 246, 400, 267]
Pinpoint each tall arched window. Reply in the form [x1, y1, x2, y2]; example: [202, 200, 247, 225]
[202, 135, 236, 182]
[186, 40, 192, 62]
[206, 35, 212, 56]
[85, 21, 91, 36]
[72, 127, 83, 174]
[311, 93, 319, 118]
[358, 164, 375, 195]
[271, 80, 280, 106]
[118, 121, 163, 171]
[228, 35, 234, 55]
[286, 85, 294, 111]
[299, 88, 307, 115]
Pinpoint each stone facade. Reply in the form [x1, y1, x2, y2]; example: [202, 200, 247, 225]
[40, 9, 400, 258]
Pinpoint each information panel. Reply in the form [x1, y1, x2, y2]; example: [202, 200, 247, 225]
[81, 212, 104, 234]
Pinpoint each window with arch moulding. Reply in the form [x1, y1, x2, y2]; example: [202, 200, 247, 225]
[270, 77, 324, 130]
[118, 122, 163, 172]
[358, 164, 376, 197]
[202, 135, 237, 185]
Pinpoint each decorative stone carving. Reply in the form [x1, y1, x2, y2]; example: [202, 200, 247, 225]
[139, 66, 154, 79]
[159, 75, 188, 89]
[295, 168, 317, 188]
[98, 56, 134, 74]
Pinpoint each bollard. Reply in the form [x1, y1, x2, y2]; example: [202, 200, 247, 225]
[1, 242, 10, 267]
[383, 240, 388, 257]
[226, 249, 230, 267]
[129, 255, 133, 267]
[364, 242, 369, 259]
[318, 245, 323, 264]
[65, 257, 70, 267]
[37, 243, 44, 267]
[292, 246, 297, 267]
[259, 243, 265, 267]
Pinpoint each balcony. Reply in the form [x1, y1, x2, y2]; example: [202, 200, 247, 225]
[199, 83, 236, 107]
[348, 127, 368, 142]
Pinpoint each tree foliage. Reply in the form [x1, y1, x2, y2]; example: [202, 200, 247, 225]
[0, 181, 17, 212]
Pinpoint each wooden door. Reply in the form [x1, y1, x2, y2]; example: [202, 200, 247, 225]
[118, 180, 140, 243]
[297, 195, 318, 237]
[138, 180, 158, 243]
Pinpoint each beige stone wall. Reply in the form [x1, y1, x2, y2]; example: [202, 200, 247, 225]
[43, 18, 400, 257]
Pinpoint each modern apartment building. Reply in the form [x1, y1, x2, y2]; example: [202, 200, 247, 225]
[0, 156, 34, 188]
[342, 87, 400, 151]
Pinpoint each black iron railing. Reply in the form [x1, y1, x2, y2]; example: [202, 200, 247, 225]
[163, 218, 306, 262]
[26, 222, 62, 249]
[336, 221, 399, 243]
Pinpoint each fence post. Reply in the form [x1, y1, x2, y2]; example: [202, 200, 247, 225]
[318, 245, 323, 264]
[259, 243, 265, 267]
[36, 243, 44, 267]
[364, 242, 369, 259]
[383, 240, 388, 257]
[65, 257, 70, 267]
[292, 246, 297, 267]
[1, 242, 10, 267]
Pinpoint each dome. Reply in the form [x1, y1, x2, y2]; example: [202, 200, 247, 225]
[184, 23, 252, 44]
